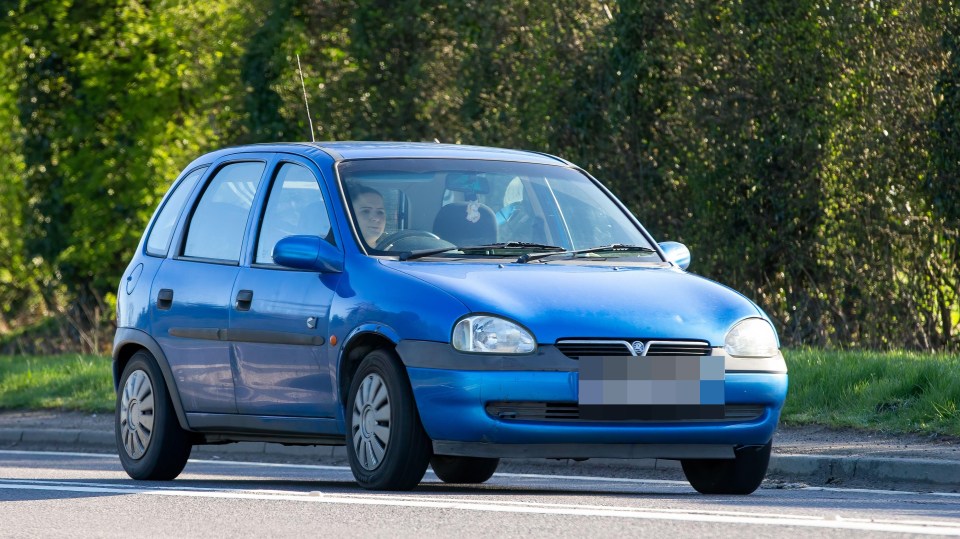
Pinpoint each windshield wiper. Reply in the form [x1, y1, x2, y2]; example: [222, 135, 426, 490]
[516, 243, 655, 264]
[399, 242, 564, 261]
[460, 242, 565, 252]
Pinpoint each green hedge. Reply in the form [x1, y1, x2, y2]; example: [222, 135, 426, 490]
[0, 0, 957, 351]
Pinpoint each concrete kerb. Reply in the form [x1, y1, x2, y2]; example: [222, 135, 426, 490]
[2, 426, 959, 491]
[769, 454, 960, 489]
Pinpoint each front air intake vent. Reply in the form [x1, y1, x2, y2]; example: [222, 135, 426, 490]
[486, 402, 764, 423]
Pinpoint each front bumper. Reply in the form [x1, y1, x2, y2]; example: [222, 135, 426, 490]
[398, 341, 788, 456]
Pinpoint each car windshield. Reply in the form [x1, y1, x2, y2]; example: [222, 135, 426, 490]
[338, 159, 660, 262]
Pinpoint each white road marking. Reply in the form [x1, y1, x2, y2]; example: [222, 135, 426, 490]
[0, 478, 957, 535]
[1, 449, 959, 499]
[803, 486, 960, 499]
[0, 450, 117, 459]
[0, 478, 809, 519]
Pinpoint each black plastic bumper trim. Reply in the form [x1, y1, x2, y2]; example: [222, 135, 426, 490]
[580, 404, 726, 421]
[396, 341, 579, 371]
[431, 441, 736, 460]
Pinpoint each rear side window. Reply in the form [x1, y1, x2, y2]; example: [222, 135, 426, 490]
[256, 163, 332, 264]
[145, 167, 206, 257]
[183, 161, 265, 262]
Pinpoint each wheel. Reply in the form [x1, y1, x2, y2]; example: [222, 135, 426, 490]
[681, 441, 772, 495]
[376, 230, 447, 251]
[115, 350, 192, 480]
[346, 348, 432, 490]
[430, 455, 499, 484]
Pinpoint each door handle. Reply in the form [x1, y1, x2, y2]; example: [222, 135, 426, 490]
[157, 289, 173, 310]
[235, 289, 253, 311]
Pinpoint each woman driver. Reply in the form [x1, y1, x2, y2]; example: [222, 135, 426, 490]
[350, 185, 386, 247]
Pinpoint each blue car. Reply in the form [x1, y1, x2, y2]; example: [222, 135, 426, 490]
[113, 142, 787, 494]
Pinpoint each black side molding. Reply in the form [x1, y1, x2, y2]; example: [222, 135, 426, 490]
[169, 327, 324, 346]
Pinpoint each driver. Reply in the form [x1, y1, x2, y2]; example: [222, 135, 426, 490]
[350, 185, 386, 247]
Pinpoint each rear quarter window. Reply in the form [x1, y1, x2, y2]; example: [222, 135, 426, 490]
[145, 167, 206, 257]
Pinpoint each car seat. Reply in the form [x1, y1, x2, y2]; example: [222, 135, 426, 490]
[432, 202, 497, 246]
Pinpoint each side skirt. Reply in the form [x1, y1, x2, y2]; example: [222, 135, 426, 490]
[186, 413, 344, 446]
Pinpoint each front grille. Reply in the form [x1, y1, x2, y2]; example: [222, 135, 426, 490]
[555, 341, 632, 357]
[645, 342, 712, 356]
[555, 339, 711, 358]
[485, 402, 764, 423]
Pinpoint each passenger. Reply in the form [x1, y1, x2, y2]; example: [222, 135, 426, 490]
[350, 185, 386, 247]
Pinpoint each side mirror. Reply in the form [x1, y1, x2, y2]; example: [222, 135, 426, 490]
[658, 241, 691, 270]
[273, 235, 343, 273]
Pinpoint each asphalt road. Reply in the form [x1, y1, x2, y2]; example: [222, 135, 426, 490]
[2, 450, 960, 538]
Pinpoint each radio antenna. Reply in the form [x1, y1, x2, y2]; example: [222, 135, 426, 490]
[296, 54, 316, 142]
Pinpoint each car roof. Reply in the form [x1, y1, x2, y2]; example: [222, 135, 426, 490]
[191, 141, 573, 167]
[312, 141, 571, 166]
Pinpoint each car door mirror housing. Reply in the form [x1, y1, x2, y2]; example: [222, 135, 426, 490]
[659, 241, 691, 270]
[274, 235, 343, 273]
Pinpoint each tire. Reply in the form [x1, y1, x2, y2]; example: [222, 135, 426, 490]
[115, 350, 192, 480]
[430, 455, 499, 484]
[681, 441, 772, 495]
[346, 348, 432, 490]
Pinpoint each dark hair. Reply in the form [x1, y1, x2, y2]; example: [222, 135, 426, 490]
[349, 184, 383, 201]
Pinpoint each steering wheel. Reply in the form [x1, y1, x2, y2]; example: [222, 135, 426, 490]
[376, 230, 445, 251]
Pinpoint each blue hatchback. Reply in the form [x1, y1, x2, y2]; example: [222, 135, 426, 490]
[113, 142, 787, 494]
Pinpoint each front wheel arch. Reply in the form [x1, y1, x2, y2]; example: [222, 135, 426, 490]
[337, 330, 398, 407]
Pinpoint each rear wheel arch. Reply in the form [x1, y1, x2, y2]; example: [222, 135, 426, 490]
[112, 328, 190, 431]
[113, 343, 145, 389]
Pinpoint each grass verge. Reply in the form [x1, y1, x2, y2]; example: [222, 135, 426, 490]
[783, 348, 960, 437]
[0, 354, 113, 413]
[1, 350, 958, 437]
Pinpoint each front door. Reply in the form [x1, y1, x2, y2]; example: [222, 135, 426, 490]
[229, 160, 341, 417]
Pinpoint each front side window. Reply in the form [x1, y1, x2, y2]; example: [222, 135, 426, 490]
[256, 163, 331, 264]
[145, 167, 206, 257]
[183, 161, 265, 262]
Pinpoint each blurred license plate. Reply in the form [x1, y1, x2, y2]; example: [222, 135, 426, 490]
[578, 355, 725, 420]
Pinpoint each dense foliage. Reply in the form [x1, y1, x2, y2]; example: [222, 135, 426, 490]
[1, 0, 957, 352]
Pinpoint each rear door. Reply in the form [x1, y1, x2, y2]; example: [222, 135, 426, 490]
[150, 155, 269, 414]
[229, 157, 342, 417]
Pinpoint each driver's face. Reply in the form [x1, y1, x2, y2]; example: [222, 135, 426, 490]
[354, 192, 386, 246]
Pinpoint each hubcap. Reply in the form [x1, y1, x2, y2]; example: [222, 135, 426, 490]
[351, 373, 391, 470]
[119, 369, 155, 460]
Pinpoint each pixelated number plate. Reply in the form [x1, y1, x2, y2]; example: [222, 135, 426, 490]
[578, 355, 725, 420]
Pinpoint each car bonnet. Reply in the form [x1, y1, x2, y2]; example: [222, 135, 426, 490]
[380, 260, 763, 345]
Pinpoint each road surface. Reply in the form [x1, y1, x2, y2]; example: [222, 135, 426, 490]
[2, 450, 959, 537]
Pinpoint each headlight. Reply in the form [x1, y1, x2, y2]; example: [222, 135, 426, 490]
[452, 315, 536, 354]
[724, 318, 779, 358]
